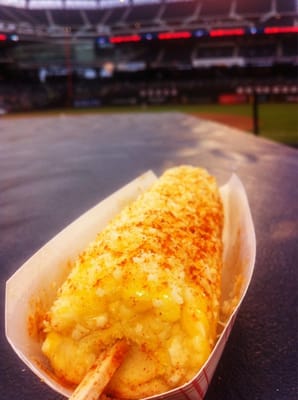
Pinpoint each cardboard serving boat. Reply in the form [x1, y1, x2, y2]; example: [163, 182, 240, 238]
[6, 170, 256, 399]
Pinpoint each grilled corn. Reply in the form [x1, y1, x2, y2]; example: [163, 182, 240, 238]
[42, 165, 224, 398]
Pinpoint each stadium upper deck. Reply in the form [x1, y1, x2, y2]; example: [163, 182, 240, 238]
[0, 0, 297, 37]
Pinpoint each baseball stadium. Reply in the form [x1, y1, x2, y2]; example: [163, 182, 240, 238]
[0, 0, 297, 144]
[1, 2, 298, 400]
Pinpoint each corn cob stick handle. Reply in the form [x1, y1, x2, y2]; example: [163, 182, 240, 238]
[69, 339, 129, 400]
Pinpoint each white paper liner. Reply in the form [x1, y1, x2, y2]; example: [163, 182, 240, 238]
[5, 171, 256, 400]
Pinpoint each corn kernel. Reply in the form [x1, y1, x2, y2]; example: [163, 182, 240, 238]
[42, 166, 223, 398]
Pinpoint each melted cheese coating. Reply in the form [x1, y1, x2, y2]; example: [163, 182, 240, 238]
[42, 166, 224, 398]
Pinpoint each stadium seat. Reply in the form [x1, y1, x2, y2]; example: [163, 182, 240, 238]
[50, 9, 84, 26]
[26, 9, 48, 25]
[238, 43, 277, 58]
[104, 7, 128, 25]
[84, 9, 108, 25]
[159, 40, 194, 65]
[276, 0, 297, 13]
[196, 46, 234, 59]
[199, 0, 232, 17]
[262, 16, 296, 27]
[161, 0, 197, 20]
[125, 4, 161, 23]
[235, 0, 272, 15]
[0, 5, 36, 24]
[281, 37, 298, 56]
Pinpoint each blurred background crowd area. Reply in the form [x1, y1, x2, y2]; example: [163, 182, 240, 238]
[0, 0, 297, 114]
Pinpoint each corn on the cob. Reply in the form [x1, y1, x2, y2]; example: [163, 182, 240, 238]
[42, 165, 224, 399]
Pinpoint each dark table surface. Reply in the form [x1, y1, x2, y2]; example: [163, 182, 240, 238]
[1, 112, 297, 400]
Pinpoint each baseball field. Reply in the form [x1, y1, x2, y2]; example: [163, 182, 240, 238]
[5, 102, 298, 147]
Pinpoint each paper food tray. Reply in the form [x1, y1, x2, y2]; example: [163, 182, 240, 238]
[5, 170, 256, 399]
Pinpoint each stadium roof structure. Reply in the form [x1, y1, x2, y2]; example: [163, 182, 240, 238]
[0, 0, 297, 38]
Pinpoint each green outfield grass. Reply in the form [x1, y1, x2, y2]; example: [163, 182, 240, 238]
[254, 103, 298, 146]
[181, 103, 298, 146]
[6, 103, 298, 146]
